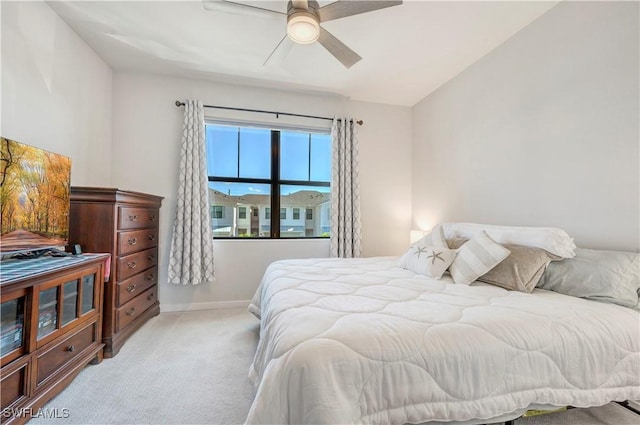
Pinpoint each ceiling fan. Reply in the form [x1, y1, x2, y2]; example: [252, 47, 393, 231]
[202, 0, 402, 68]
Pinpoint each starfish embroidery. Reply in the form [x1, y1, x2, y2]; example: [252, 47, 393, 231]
[426, 251, 445, 264]
[413, 246, 429, 258]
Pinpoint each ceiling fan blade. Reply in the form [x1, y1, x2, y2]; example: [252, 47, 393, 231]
[202, 0, 284, 17]
[263, 34, 295, 66]
[317, 27, 361, 69]
[291, 0, 309, 10]
[318, 0, 402, 22]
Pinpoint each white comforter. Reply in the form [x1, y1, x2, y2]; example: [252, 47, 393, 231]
[246, 257, 640, 424]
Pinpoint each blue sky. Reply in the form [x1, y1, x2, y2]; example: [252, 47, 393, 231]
[205, 124, 331, 197]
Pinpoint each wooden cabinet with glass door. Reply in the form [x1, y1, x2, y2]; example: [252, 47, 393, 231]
[0, 254, 107, 425]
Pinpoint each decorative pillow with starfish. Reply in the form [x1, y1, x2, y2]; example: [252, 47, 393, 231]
[399, 245, 457, 279]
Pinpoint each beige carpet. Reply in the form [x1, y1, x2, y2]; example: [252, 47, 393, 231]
[31, 309, 639, 425]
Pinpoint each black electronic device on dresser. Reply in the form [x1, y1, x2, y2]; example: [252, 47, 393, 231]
[68, 187, 163, 358]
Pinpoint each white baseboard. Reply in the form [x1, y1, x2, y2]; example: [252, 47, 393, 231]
[160, 300, 250, 313]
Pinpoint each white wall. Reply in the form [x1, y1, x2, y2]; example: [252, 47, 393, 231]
[412, 1, 639, 251]
[1, 1, 112, 186]
[111, 72, 412, 310]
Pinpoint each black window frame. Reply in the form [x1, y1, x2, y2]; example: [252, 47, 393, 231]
[207, 126, 330, 239]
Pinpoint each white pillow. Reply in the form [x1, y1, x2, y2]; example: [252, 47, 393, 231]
[449, 231, 511, 285]
[400, 245, 457, 279]
[411, 224, 448, 249]
[442, 222, 575, 258]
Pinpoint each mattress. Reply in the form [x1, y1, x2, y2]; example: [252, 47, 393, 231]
[246, 257, 640, 424]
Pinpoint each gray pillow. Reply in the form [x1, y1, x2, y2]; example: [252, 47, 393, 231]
[537, 248, 640, 308]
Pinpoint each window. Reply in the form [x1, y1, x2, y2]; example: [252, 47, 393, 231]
[212, 206, 224, 219]
[206, 123, 331, 238]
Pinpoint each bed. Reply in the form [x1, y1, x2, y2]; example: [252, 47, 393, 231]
[245, 254, 640, 425]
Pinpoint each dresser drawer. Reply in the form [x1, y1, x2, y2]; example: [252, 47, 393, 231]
[118, 228, 159, 256]
[117, 266, 158, 307]
[0, 359, 29, 410]
[118, 207, 159, 230]
[117, 248, 158, 281]
[117, 286, 157, 332]
[36, 322, 97, 385]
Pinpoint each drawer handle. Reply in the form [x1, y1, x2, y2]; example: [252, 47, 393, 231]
[148, 254, 156, 261]
[129, 214, 138, 221]
[148, 234, 156, 241]
[65, 345, 75, 353]
[149, 215, 156, 222]
[125, 308, 136, 316]
[127, 261, 137, 269]
[127, 284, 136, 293]
[146, 273, 155, 281]
[147, 292, 155, 301]
[128, 237, 137, 245]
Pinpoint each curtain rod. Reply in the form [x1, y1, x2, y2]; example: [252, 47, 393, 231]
[174, 101, 363, 126]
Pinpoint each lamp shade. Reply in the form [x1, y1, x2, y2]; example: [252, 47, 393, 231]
[287, 11, 320, 44]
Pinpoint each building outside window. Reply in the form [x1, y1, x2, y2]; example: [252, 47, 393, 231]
[280, 208, 286, 219]
[265, 207, 271, 220]
[238, 206, 247, 219]
[293, 208, 300, 220]
[306, 208, 313, 220]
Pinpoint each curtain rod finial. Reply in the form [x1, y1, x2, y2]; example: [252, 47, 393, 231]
[356, 120, 364, 126]
[175, 100, 184, 107]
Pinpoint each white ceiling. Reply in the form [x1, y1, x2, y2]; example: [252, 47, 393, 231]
[48, 0, 559, 106]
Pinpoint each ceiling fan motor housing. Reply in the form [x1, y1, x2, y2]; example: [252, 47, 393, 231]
[286, 0, 320, 15]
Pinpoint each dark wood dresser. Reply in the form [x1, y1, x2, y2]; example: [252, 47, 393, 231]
[69, 187, 163, 358]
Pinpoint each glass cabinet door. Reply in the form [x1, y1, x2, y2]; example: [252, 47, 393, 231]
[62, 280, 79, 326]
[0, 296, 25, 356]
[38, 287, 59, 339]
[81, 274, 95, 315]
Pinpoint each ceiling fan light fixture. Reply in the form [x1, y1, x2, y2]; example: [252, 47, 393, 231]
[287, 11, 320, 44]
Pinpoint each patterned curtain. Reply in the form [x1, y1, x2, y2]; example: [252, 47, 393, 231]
[330, 118, 362, 258]
[168, 100, 215, 285]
